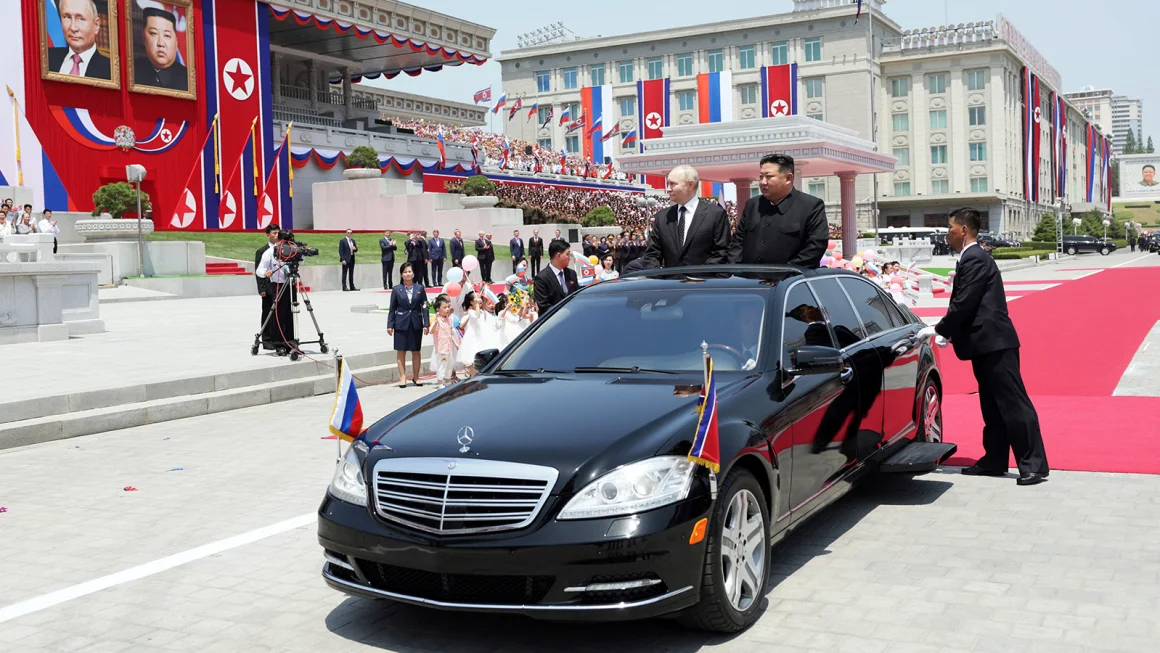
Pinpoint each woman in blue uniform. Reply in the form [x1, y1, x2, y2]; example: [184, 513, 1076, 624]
[387, 262, 429, 388]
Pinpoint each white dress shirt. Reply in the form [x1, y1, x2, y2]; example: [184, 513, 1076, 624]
[549, 262, 567, 293]
[960, 241, 979, 256]
[677, 197, 700, 244]
[58, 45, 97, 76]
[38, 219, 59, 235]
[255, 247, 286, 283]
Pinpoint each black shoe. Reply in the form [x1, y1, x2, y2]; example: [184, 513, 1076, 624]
[412, 380, 424, 387]
[1016, 472, 1048, 486]
[961, 465, 1007, 477]
[342, 288, 349, 292]
[351, 287, 359, 291]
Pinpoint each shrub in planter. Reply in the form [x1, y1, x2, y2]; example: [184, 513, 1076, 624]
[460, 175, 497, 197]
[345, 146, 381, 169]
[92, 182, 151, 219]
[582, 206, 616, 227]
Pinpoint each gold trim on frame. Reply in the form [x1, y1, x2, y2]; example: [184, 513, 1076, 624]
[125, 0, 196, 100]
[39, 0, 122, 90]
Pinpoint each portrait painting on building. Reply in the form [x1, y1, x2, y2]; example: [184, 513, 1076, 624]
[38, 0, 122, 89]
[1119, 157, 1160, 201]
[125, 0, 196, 99]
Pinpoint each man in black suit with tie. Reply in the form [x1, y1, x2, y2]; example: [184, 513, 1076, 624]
[427, 230, 446, 286]
[379, 230, 396, 289]
[729, 154, 829, 269]
[921, 207, 1049, 486]
[528, 229, 544, 276]
[256, 224, 279, 348]
[474, 231, 493, 283]
[48, 0, 112, 80]
[642, 165, 731, 268]
[450, 230, 466, 269]
[405, 233, 425, 284]
[339, 229, 358, 291]
[534, 240, 579, 312]
[551, 229, 567, 249]
[509, 230, 525, 274]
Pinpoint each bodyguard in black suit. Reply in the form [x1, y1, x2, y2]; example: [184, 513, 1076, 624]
[339, 230, 358, 291]
[528, 230, 544, 276]
[642, 165, 731, 268]
[509, 230, 525, 274]
[928, 207, 1049, 486]
[428, 230, 446, 286]
[533, 240, 579, 312]
[729, 154, 829, 269]
[450, 230, 466, 269]
[405, 233, 425, 282]
[474, 232, 494, 283]
[379, 231, 396, 289]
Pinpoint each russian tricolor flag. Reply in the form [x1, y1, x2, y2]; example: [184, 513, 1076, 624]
[436, 127, 447, 168]
[492, 91, 508, 114]
[696, 71, 733, 124]
[581, 85, 613, 165]
[761, 64, 798, 118]
[329, 358, 366, 443]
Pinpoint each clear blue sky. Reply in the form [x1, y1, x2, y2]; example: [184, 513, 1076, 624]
[367, 0, 1153, 142]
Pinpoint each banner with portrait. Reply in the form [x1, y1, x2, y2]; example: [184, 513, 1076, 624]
[1118, 156, 1160, 201]
[126, 0, 196, 99]
[38, 0, 121, 89]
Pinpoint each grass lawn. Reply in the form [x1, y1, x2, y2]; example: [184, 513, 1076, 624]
[149, 231, 511, 266]
[920, 267, 954, 276]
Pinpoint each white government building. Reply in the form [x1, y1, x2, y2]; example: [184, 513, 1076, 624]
[497, 0, 1112, 239]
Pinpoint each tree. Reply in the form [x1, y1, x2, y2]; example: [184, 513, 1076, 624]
[1112, 160, 1120, 197]
[459, 175, 497, 197]
[91, 182, 151, 219]
[1148, 136, 1155, 154]
[1032, 212, 1059, 242]
[345, 146, 380, 169]
[1125, 130, 1138, 155]
[582, 206, 616, 227]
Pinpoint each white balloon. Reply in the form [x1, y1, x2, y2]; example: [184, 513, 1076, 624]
[446, 267, 465, 284]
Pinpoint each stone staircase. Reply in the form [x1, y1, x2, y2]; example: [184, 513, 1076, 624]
[206, 261, 250, 276]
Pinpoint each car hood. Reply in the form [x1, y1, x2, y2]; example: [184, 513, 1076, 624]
[364, 373, 744, 494]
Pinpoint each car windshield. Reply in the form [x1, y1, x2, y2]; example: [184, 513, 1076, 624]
[500, 289, 766, 373]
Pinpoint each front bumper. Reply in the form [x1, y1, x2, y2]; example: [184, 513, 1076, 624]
[318, 492, 711, 621]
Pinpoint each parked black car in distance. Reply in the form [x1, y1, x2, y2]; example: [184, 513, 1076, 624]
[1062, 234, 1116, 256]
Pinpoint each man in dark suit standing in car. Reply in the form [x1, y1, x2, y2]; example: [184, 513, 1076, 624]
[533, 239, 578, 312]
[642, 165, 731, 268]
[729, 154, 829, 269]
[920, 207, 1049, 486]
[528, 229, 544, 276]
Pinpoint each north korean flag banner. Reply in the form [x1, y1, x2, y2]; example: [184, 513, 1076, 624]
[1058, 95, 1068, 198]
[1050, 91, 1060, 200]
[218, 118, 258, 231]
[258, 127, 293, 230]
[636, 78, 671, 151]
[761, 64, 798, 118]
[1022, 66, 1040, 202]
[170, 116, 218, 230]
[1086, 123, 1097, 202]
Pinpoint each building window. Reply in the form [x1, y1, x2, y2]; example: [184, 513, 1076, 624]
[562, 67, 578, 90]
[677, 53, 694, 77]
[805, 78, 824, 99]
[618, 60, 633, 84]
[771, 41, 788, 65]
[804, 37, 822, 62]
[536, 71, 550, 93]
[707, 49, 724, 73]
[566, 101, 580, 120]
[892, 147, 910, 166]
[738, 45, 756, 70]
[890, 78, 910, 98]
[808, 180, 826, 197]
[930, 145, 947, 164]
[740, 84, 758, 105]
[537, 137, 552, 149]
[970, 177, 989, 193]
[892, 113, 909, 132]
[807, 112, 824, 121]
[969, 106, 986, 126]
[931, 179, 950, 194]
[590, 64, 605, 87]
[647, 56, 663, 80]
[537, 106, 552, 124]
[969, 142, 987, 161]
[678, 90, 697, 111]
[565, 135, 579, 153]
[967, 70, 987, 91]
[927, 73, 948, 94]
[893, 182, 911, 196]
[929, 110, 947, 129]
[618, 97, 636, 118]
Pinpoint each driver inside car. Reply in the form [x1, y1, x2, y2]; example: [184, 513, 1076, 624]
[736, 302, 764, 371]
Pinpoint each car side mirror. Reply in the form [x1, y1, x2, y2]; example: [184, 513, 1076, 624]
[474, 348, 500, 370]
[789, 346, 844, 376]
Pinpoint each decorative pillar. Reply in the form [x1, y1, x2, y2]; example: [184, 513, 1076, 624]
[272, 53, 282, 102]
[307, 60, 318, 111]
[793, 164, 806, 191]
[731, 178, 753, 201]
[838, 171, 858, 256]
[342, 68, 353, 112]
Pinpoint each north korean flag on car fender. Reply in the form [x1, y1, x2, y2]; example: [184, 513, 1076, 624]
[636, 79, 670, 150]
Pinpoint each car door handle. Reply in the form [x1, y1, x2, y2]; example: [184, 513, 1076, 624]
[891, 338, 912, 355]
[840, 367, 854, 384]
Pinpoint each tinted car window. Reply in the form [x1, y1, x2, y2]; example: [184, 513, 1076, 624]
[502, 290, 766, 372]
[782, 283, 835, 365]
[839, 278, 895, 336]
[882, 293, 911, 327]
[811, 278, 864, 348]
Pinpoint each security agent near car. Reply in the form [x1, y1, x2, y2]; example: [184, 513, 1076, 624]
[318, 265, 957, 632]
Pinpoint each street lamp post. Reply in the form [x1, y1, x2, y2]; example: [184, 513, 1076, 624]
[126, 164, 147, 278]
[1103, 219, 1111, 241]
[1072, 217, 1081, 235]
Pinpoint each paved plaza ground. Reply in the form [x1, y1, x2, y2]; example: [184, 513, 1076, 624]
[2, 249, 1159, 652]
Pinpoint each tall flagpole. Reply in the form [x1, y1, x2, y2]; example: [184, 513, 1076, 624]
[868, 2, 879, 232]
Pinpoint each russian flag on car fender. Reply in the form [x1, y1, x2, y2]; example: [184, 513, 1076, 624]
[329, 358, 365, 443]
[688, 351, 720, 473]
[696, 71, 733, 124]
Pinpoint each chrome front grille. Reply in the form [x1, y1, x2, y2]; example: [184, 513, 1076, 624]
[373, 458, 558, 535]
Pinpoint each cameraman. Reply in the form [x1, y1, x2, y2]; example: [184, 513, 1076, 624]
[255, 230, 297, 355]
[255, 224, 279, 348]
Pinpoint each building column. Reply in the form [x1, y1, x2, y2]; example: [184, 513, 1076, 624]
[838, 172, 858, 256]
[731, 178, 753, 201]
[793, 163, 806, 191]
[342, 68, 353, 112]
[272, 53, 282, 102]
[307, 60, 318, 111]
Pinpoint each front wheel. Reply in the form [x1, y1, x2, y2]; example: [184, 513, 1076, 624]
[1100, 247, 1110, 256]
[916, 376, 942, 443]
[1066, 246, 1077, 255]
[678, 468, 768, 633]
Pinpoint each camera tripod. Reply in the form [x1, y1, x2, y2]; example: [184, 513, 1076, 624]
[251, 264, 328, 361]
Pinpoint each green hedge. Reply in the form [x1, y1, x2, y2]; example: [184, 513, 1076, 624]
[992, 249, 1053, 260]
[1021, 241, 1058, 249]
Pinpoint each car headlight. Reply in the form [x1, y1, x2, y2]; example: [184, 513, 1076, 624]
[329, 445, 367, 506]
[557, 456, 695, 520]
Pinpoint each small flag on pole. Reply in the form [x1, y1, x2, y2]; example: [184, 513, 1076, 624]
[329, 357, 366, 442]
[687, 342, 720, 473]
[854, 0, 864, 24]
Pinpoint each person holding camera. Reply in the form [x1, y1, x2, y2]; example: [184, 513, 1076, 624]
[387, 262, 429, 388]
[255, 230, 297, 355]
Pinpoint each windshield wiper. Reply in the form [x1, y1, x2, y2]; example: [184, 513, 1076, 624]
[571, 366, 678, 375]
[493, 368, 570, 374]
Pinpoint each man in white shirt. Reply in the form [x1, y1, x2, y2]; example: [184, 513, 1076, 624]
[255, 230, 296, 355]
[48, 0, 112, 80]
[38, 210, 60, 253]
[642, 165, 731, 268]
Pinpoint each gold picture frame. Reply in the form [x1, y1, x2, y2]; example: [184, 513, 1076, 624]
[125, 0, 196, 100]
[39, 0, 122, 90]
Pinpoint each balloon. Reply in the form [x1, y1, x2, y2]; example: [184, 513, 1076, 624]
[850, 256, 864, 268]
[444, 282, 461, 297]
[819, 256, 832, 267]
[588, 255, 599, 266]
[889, 283, 903, 293]
[461, 255, 479, 272]
[826, 240, 837, 251]
[832, 252, 843, 261]
[863, 249, 878, 261]
[446, 267, 465, 284]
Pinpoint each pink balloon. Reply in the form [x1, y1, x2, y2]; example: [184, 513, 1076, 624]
[826, 240, 837, 251]
[444, 282, 462, 297]
[889, 283, 903, 292]
[832, 252, 843, 261]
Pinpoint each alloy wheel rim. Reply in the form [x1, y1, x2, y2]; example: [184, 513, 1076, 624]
[719, 488, 765, 612]
[924, 385, 942, 442]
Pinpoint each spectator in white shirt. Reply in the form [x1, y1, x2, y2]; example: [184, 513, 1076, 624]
[15, 214, 35, 234]
[38, 210, 60, 253]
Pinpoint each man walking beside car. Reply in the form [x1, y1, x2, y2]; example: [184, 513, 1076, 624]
[918, 207, 1049, 486]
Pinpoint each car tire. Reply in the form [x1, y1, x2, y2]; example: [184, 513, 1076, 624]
[1100, 247, 1110, 256]
[915, 376, 942, 443]
[1066, 246, 1077, 255]
[678, 467, 769, 633]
